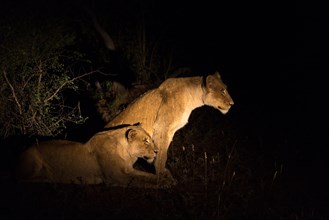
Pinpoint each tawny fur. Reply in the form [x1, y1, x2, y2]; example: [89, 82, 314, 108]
[16, 125, 173, 188]
[104, 72, 234, 180]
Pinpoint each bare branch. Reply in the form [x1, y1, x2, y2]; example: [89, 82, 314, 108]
[37, 64, 43, 103]
[44, 71, 98, 103]
[84, 7, 116, 51]
[3, 71, 23, 115]
[22, 73, 34, 90]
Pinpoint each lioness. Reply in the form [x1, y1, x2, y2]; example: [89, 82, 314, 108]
[105, 72, 234, 179]
[16, 125, 170, 188]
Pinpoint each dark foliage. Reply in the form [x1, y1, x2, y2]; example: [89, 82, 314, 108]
[0, 1, 328, 219]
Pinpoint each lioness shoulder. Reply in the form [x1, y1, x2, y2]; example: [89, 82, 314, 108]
[104, 72, 234, 180]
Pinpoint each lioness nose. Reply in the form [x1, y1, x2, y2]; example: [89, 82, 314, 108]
[230, 99, 234, 105]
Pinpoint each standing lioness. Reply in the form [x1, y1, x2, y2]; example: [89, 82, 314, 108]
[15, 125, 172, 188]
[105, 72, 234, 179]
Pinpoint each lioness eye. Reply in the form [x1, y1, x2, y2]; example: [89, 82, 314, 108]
[144, 138, 150, 145]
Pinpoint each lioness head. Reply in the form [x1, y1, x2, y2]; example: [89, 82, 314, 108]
[202, 72, 234, 114]
[126, 127, 158, 163]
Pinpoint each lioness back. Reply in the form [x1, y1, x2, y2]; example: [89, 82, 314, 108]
[16, 140, 102, 184]
[104, 72, 234, 177]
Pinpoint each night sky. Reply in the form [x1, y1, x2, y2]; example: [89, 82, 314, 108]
[1, 0, 328, 217]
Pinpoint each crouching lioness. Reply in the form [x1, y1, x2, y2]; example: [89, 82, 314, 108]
[15, 125, 173, 188]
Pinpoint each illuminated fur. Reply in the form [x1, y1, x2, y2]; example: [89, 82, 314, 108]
[105, 72, 234, 180]
[16, 125, 173, 188]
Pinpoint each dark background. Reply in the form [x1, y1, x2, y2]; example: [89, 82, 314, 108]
[1, 0, 328, 218]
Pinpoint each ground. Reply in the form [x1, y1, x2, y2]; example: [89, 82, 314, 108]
[1, 107, 328, 220]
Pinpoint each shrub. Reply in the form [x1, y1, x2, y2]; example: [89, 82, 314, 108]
[0, 18, 89, 138]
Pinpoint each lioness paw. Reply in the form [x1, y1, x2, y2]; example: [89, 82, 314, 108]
[157, 171, 177, 188]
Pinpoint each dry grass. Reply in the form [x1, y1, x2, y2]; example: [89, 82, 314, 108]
[1, 108, 327, 220]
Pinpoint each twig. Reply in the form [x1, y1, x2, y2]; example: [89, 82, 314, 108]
[44, 71, 97, 103]
[84, 6, 116, 51]
[37, 66, 43, 103]
[3, 71, 23, 115]
[204, 151, 208, 215]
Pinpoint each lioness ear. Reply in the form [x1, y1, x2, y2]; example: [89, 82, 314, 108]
[126, 129, 137, 142]
[206, 72, 221, 89]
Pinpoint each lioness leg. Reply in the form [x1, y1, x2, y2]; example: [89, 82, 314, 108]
[152, 132, 177, 185]
[127, 168, 175, 188]
[128, 169, 159, 187]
